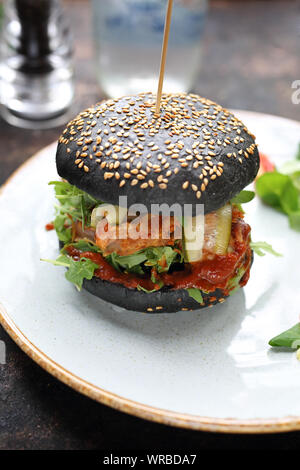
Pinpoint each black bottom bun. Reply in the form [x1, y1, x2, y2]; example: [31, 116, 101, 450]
[83, 277, 228, 313]
[60, 241, 252, 313]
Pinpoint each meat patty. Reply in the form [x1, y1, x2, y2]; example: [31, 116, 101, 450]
[95, 213, 182, 256]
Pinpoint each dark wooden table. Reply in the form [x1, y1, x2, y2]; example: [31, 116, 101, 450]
[1, 0, 300, 450]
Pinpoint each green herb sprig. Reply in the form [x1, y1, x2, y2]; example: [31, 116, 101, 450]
[42, 254, 99, 291]
[256, 144, 300, 231]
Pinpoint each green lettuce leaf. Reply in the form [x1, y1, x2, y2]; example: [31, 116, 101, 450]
[187, 288, 204, 304]
[269, 323, 300, 349]
[106, 245, 182, 277]
[106, 252, 147, 275]
[53, 213, 72, 243]
[256, 172, 293, 212]
[231, 190, 255, 205]
[49, 180, 102, 236]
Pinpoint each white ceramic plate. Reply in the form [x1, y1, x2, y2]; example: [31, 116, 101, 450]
[1, 110, 300, 434]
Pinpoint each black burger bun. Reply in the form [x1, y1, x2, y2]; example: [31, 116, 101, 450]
[56, 93, 260, 214]
[58, 242, 253, 314]
[83, 276, 228, 313]
[82, 249, 253, 313]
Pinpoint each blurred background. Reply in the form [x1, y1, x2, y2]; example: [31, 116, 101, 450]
[0, 0, 299, 183]
[0, 0, 300, 450]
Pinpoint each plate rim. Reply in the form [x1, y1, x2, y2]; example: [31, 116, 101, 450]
[1, 111, 300, 434]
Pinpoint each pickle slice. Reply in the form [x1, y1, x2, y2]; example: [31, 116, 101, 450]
[184, 203, 232, 262]
[183, 213, 205, 262]
[214, 203, 232, 255]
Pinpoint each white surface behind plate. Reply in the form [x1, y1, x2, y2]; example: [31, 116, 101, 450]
[0, 111, 300, 420]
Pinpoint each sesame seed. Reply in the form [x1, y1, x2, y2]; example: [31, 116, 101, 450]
[62, 92, 257, 202]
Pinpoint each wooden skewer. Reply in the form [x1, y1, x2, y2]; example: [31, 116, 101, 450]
[155, 0, 174, 116]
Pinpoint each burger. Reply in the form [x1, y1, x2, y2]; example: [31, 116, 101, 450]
[46, 92, 260, 313]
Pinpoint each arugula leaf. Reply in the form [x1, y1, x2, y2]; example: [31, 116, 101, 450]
[49, 181, 100, 208]
[106, 252, 147, 275]
[250, 241, 282, 257]
[187, 288, 204, 304]
[49, 180, 102, 236]
[231, 190, 255, 205]
[111, 252, 148, 269]
[137, 285, 160, 293]
[53, 213, 72, 243]
[65, 257, 99, 290]
[144, 246, 182, 273]
[63, 240, 100, 254]
[106, 245, 182, 277]
[227, 266, 246, 295]
[269, 323, 300, 349]
[42, 254, 71, 268]
[42, 254, 99, 291]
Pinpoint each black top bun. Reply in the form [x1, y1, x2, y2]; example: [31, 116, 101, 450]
[56, 93, 259, 214]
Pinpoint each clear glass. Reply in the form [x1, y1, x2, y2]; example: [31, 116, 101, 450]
[92, 0, 208, 99]
[0, 0, 74, 129]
